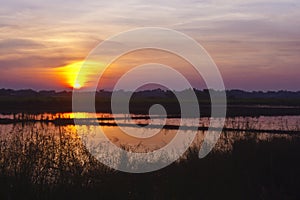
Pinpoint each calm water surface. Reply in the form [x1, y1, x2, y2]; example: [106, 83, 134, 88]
[0, 112, 299, 180]
[1, 113, 299, 150]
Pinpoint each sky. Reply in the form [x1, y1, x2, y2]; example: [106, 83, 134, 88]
[0, 0, 299, 91]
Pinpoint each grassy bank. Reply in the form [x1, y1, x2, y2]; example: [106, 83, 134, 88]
[0, 126, 299, 199]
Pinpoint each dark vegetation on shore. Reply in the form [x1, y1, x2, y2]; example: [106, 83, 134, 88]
[0, 125, 299, 199]
[1, 88, 300, 116]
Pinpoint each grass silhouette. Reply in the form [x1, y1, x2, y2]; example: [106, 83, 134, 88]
[0, 123, 299, 199]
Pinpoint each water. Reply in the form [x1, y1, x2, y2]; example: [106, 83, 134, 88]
[1, 112, 300, 200]
[0, 112, 299, 182]
[1, 113, 299, 151]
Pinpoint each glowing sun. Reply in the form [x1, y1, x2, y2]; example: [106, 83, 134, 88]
[56, 61, 85, 89]
[56, 60, 104, 89]
[73, 82, 82, 89]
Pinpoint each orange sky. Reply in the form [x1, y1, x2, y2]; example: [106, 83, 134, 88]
[0, 0, 300, 91]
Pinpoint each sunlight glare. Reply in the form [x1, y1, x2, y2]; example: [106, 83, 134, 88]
[73, 82, 81, 89]
[56, 60, 105, 89]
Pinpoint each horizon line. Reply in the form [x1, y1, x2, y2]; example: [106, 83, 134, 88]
[1, 88, 300, 93]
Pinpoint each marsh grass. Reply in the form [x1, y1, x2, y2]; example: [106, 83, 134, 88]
[0, 122, 300, 199]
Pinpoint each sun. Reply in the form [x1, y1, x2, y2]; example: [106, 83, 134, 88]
[56, 60, 105, 89]
[56, 61, 85, 89]
[73, 82, 82, 89]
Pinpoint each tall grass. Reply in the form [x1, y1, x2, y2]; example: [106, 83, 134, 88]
[0, 122, 300, 199]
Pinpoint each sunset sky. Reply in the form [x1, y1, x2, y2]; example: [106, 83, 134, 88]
[0, 0, 299, 91]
